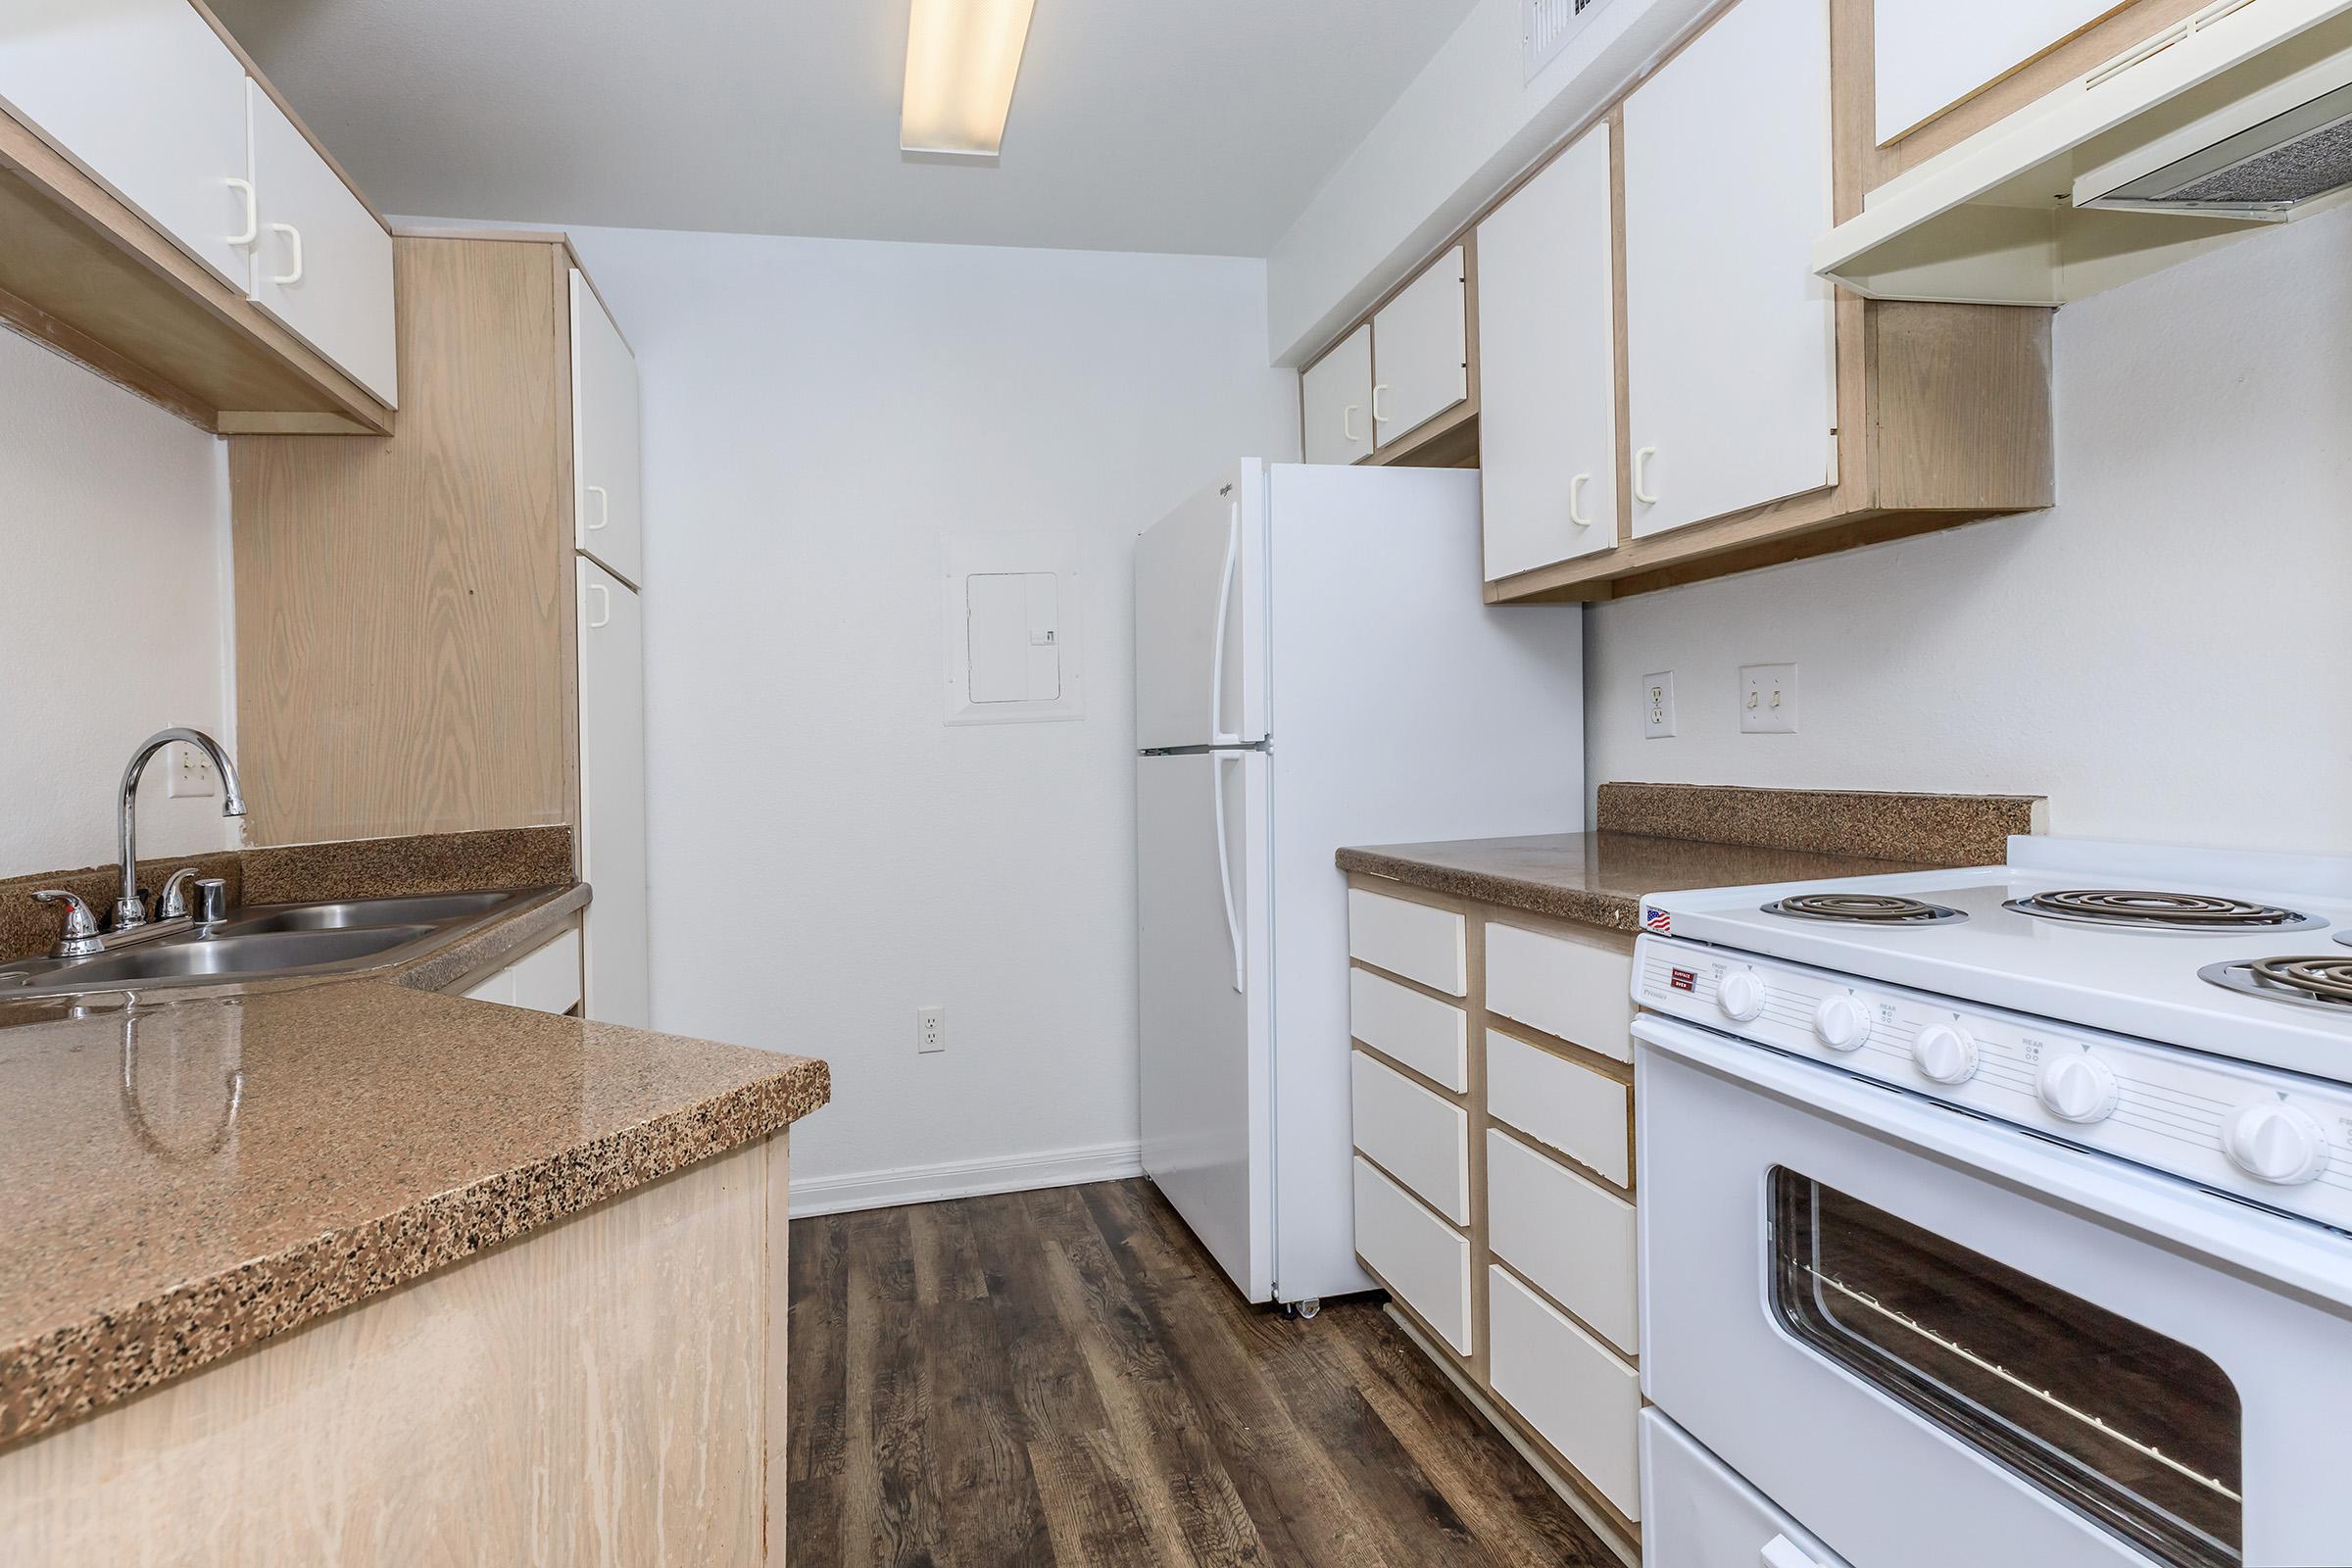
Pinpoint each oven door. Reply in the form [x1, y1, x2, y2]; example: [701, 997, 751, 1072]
[1637, 1013, 2352, 1568]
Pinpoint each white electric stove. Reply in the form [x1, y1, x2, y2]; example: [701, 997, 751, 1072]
[1629, 837, 2352, 1568]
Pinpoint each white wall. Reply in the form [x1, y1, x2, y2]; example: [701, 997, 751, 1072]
[1586, 202, 2352, 855]
[1266, 0, 1712, 364]
[0, 329, 237, 879]
[553, 224, 1298, 1205]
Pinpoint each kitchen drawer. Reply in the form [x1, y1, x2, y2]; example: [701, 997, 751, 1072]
[1486, 1030, 1629, 1188]
[1348, 888, 1466, 996]
[1489, 1264, 1641, 1520]
[1350, 1052, 1470, 1224]
[1353, 1156, 1472, 1355]
[1349, 966, 1468, 1092]
[1485, 922, 1632, 1058]
[1487, 1129, 1638, 1354]
[1642, 1409, 1847, 1568]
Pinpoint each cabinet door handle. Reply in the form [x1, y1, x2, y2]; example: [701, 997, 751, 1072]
[587, 582, 612, 629]
[585, 483, 610, 531]
[1372, 383, 1391, 424]
[1569, 472, 1592, 527]
[1634, 445, 1659, 506]
[1343, 404, 1360, 444]
[268, 222, 303, 285]
[224, 178, 257, 247]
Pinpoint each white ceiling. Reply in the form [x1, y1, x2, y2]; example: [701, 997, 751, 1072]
[207, 0, 1481, 257]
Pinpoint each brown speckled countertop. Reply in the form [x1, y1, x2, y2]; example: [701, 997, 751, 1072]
[0, 830, 829, 1449]
[1340, 783, 2043, 930]
[1339, 832, 1938, 931]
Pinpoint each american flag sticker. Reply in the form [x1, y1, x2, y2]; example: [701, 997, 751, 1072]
[1642, 906, 1672, 935]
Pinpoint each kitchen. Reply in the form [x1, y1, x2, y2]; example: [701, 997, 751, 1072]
[0, 0, 2347, 1564]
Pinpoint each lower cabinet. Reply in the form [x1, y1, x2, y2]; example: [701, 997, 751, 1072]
[458, 924, 583, 1014]
[1346, 878, 1642, 1550]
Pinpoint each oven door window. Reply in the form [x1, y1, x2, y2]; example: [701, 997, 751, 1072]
[1769, 1168, 2241, 1568]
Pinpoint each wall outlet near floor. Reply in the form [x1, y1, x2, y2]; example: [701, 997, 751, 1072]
[1642, 671, 1677, 738]
[167, 743, 218, 799]
[917, 1005, 946, 1054]
[1740, 662, 1798, 733]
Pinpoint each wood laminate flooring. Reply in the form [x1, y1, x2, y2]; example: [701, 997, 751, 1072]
[787, 1178, 1620, 1567]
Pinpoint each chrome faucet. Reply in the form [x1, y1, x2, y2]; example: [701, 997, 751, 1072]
[112, 728, 246, 932]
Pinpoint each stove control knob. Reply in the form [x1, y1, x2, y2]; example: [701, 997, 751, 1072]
[1717, 967, 1767, 1023]
[2036, 1054, 2120, 1124]
[1813, 995, 1873, 1053]
[2222, 1098, 2331, 1186]
[1913, 1022, 1979, 1085]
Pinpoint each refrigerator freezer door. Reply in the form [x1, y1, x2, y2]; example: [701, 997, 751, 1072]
[1138, 747, 1273, 1301]
[1134, 462, 1267, 751]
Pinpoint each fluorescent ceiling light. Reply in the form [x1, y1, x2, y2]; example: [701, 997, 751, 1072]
[902, 0, 1039, 163]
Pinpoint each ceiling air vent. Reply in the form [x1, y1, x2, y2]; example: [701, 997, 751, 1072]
[1525, 0, 1612, 83]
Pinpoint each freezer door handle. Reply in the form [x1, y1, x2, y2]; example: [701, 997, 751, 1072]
[1212, 753, 1245, 993]
[1209, 500, 1242, 747]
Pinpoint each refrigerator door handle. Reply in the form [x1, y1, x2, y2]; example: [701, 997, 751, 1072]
[1208, 500, 1242, 747]
[1211, 753, 1245, 993]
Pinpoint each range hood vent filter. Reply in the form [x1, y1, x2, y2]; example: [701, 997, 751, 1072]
[2082, 79, 2352, 213]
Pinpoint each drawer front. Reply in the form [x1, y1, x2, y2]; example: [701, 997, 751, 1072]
[1489, 1264, 1641, 1520]
[1353, 1157, 1472, 1355]
[1642, 1410, 1848, 1568]
[1348, 888, 1466, 996]
[1486, 1030, 1630, 1187]
[1485, 922, 1632, 1058]
[1486, 1130, 1638, 1354]
[1349, 967, 1469, 1092]
[1350, 1052, 1471, 1224]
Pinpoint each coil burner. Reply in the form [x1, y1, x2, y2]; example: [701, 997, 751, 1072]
[2005, 889, 2325, 933]
[1761, 893, 1966, 926]
[2200, 955, 2352, 1013]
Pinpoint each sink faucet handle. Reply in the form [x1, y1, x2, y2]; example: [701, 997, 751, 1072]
[157, 868, 200, 920]
[193, 878, 228, 926]
[32, 891, 104, 958]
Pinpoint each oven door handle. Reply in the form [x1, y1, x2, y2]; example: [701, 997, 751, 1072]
[1632, 1011, 2352, 1314]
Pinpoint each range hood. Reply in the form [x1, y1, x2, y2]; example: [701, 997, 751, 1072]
[1817, 0, 2352, 305]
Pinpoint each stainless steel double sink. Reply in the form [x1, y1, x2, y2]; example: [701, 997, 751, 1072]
[0, 889, 543, 1001]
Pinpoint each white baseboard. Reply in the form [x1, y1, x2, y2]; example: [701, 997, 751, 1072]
[787, 1140, 1145, 1218]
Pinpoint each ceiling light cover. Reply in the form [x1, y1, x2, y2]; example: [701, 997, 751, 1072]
[902, 0, 1040, 161]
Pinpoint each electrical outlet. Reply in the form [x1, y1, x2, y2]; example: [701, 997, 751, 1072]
[917, 1005, 946, 1054]
[1740, 662, 1797, 733]
[167, 743, 217, 799]
[1642, 672, 1677, 739]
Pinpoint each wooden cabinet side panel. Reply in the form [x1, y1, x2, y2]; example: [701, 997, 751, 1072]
[231, 236, 571, 845]
[0, 1135, 782, 1566]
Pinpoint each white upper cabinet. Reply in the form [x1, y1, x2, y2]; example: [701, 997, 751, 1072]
[1371, 245, 1468, 448]
[1622, 0, 1836, 540]
[1301, 322, 1374, 466]
[0, 0, 253, 292]
[1477, 122, 1616, 582]
[571, 270, 644, 584]
[246, 82, 397, 406]
[1874, 0, 2113, 145]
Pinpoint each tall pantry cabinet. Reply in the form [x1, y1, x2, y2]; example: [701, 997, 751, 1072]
[230, 231, 651, 1026]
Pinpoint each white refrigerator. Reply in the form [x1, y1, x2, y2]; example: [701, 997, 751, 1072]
[1134, 460, 1583, 1308]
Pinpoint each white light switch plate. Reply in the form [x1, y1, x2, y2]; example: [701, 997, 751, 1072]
[1642, 672, 1677, 739]
[1740, 662, 1797, 733]
[167, 743, 217, 799]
